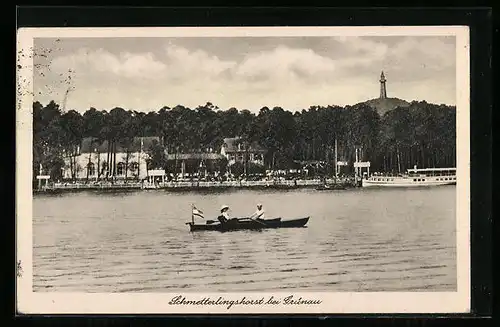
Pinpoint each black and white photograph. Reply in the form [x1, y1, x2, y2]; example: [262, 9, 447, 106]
[16, 26, 470, 314]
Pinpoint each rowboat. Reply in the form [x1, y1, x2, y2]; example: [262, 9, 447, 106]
[186, 216, 309, 232]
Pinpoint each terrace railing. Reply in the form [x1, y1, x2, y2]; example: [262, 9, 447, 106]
[47, 178, 354, 191]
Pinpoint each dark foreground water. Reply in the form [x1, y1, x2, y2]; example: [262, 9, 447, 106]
[33, 186, 456, 292]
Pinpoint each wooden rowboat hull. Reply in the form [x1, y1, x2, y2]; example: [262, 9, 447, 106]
[186, 217, 309, 232]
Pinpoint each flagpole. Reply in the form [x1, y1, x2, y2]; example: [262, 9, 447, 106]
[191, 203, 194, 225]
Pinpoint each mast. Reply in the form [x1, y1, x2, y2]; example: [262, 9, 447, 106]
[396, 146, 401, 174]
[324, 146, 329, 183]
[355, 147, 359, 182]
[38, 163, 43, 190]
[334, 138, 338, 182]
[96, 146, 100, 182]
[191, 204, 194, 225]
[139, 137, 143, 179]
[87, 148, 92, 182]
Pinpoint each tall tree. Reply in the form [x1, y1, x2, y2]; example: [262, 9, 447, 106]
[59, 110, 84, 180]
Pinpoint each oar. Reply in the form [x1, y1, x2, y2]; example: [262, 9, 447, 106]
[244, 215, 268, 227]
[254, 219, 268, 227]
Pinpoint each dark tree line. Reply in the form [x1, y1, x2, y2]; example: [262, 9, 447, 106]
[33, 100, 456, 181]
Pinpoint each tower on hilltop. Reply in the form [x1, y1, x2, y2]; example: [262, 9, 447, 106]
[379, 71, 387, 99]
[357, 71, 409, 116]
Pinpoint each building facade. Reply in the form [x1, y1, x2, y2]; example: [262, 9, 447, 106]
[220, 137, 266, 166]
[165, 152, 226, 177]
[62, 136, 160, 181]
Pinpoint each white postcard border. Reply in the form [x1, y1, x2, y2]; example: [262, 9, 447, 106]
[16, 26, 470, 314]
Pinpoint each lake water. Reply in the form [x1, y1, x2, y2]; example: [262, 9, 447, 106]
[33, 186, 457, 292]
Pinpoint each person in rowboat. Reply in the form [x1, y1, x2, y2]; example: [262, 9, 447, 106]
[217, 205, 231, 224]
[249, 204, 265, 220]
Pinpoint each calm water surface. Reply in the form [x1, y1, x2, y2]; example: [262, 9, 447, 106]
[33, 186, 456, 292]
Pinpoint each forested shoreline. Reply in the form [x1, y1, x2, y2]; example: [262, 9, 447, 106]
[33, 100, 456, 181]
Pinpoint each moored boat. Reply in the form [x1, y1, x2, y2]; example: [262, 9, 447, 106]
[362, 166, 456, 187]
[186, 216, 309, 232]
[315, 183, 348, 191]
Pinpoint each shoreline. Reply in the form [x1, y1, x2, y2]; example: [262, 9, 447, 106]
[33, 179, 358, 194]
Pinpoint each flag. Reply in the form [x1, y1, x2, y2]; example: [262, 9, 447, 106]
[192, 206, 204, 219]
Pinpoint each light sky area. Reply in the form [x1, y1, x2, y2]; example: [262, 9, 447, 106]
[33, 36, 456, 113]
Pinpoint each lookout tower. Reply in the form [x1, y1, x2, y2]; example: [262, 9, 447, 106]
[379, 71, 387, 99]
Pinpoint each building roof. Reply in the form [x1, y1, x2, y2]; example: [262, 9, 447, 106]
[80, 136, 161, 153]
[165, 153, 226, 160]
[222, 137, 266, 153]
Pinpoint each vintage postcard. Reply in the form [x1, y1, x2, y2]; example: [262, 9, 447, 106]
[16, 26, 470, 314]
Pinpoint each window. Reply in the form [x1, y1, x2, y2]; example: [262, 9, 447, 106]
[130, 162, 139, 174]
[117, 162, 125, 176]
[87, 162, 95, 176]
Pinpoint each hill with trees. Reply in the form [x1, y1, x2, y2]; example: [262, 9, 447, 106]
[359, 97, 411, 116]
[32, 100, 456, 181]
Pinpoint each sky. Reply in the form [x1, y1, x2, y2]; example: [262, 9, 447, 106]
[33, 36, 456, 113]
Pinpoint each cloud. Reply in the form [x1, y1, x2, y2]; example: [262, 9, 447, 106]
[388, 37, 455, 69]
[50, 48, 167, 79]
[330, 36, 455, 78]
[236, 46, 336, 81]
[164, 45, 236, 79]
[333, 36, 389, 68]
[35, 36, 457, 112]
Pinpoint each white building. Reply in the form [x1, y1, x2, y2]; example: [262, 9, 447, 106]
[62, 136, 160, 181]
[220, 137, 266, 167]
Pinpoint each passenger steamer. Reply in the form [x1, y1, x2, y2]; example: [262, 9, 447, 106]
[361, 166, 456, 187]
